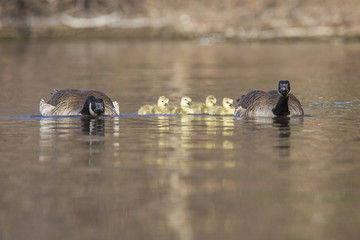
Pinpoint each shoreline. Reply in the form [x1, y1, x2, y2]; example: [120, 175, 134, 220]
[2, 0, 360, 42]
[2, 17, 359, 42]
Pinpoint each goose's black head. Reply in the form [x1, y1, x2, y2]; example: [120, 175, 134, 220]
[278, 80, 291, 97]
[81, 96, 105, 116]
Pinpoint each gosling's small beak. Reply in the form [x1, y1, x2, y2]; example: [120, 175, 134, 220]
[188, 102, 192, 106]
[164, 103, 168, 106]
[230, 103, 234, 107]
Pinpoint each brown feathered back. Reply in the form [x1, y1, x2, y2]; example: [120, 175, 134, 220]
[47, 88, 117, 116]
[236, 90, 303, 117]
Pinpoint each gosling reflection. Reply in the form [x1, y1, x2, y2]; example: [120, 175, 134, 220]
[156, 116, 171, 150]
[204, 116, 235, 149]
[151, 114, 237, 240]
[155, 115, 236, 167]
[180, 115, 195, 151]
[155, 115, 193, 240]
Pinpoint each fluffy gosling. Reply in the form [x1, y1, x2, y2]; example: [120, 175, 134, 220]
[164, 96, 193, 115]
[138, 96, 169, 115]
[208, 97, 235, 116]
[192, 95, 217, 114]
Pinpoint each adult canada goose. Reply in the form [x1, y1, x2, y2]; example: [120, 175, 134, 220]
[192, 95, 217, 114]
[39, 88, 120, 116]
[137, 96, 169, 115]
[164, 96, 193, 115]
[208, 97, 235, 116]
[235, 80, 304, 117]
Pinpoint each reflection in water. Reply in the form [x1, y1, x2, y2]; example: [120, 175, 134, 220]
[81, 118, 106, 162]
[81, 117, 105, 136]
[235, 116, 304, 158]
[151, 115, 239, 240]
[203, 116, 235, 166]
[273, 117, 292, 158]
[167, 169, 193, 240]
[181, 116, 195, 151]
[39, 117, 120, 164]
[1, 41, 360, 240]
[155, 115, 193, 240]
[273, 117, 304, 158]
[37, 114, 304, 240]
[154, 115, 237, 240]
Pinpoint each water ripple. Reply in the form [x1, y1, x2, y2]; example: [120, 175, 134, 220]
[308, 99, 360, 112]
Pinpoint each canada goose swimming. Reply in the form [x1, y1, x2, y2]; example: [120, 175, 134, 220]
[208, 97, 235, 116]
[235, 80, 304, 117]
[39, 88, 120, 116]
[192, 95, 217, 114]
[164, 96, 193, 115]
[137, 96, 169, 115]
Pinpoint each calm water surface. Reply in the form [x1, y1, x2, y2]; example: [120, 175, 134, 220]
[0, 41, 359, 240]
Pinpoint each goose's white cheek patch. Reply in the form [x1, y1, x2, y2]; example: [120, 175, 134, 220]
[89, 103, 97, 116]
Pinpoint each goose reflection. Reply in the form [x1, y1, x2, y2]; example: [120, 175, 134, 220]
[272, 117, 292, 158]
[272, 117, 304, 158]
[235, 116, 304, 158]
[81, 117, 105, 136]
[39, 117, 120, 164]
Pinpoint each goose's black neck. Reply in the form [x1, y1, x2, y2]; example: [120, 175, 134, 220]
[272, 96, 290, 116]
[80, 101, 91, 115]
[80, 96, 94, 115]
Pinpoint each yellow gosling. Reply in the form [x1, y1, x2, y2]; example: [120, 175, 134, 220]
[152, 96, 170, 114]
[164, 96, 193, 115]
[192, 95, 217, 114]
[208, 97, 235, 116]
[138, 96, 169, 115]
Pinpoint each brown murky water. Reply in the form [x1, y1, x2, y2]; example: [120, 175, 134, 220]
[0, 41, 360, 240]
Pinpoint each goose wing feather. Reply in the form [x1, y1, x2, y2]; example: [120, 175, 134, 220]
[236, 90, 277, 117]
[288, 94, 304, 115]
[45, 88, 118, 116]
[238, 90, 273, 109]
